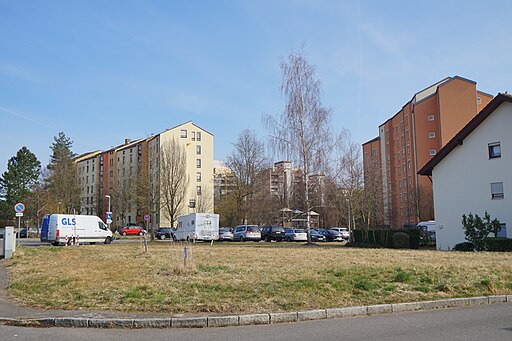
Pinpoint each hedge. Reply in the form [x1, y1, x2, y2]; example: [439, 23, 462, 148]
[352, 229, 420, 249]
[483, 237, 512, 251]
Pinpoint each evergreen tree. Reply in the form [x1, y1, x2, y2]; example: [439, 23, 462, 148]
[44, 132, 80, 213]
[0, 146, 41, 205]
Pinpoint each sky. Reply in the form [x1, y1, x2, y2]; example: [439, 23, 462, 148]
[2, 0, 512, 174]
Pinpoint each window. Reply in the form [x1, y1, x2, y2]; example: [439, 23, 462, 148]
[196, 132, 201, 141]
[196, 159, 201, 168]
[191, 131, 196, 141]
[196, 186, 202, 195]
[427, 114, 435, 121]
[491, 182, 504, 199]
[477, 97, 482, 105]
[429, 149, 437, 156]
[196, 172, 201, 182]
[189, 199, 196, 208]
[196, 145, 201, 155]
[180, 129, 187, 138]
[428, 131, 436, 139]
[497, 224, 507, 238]
[488, 142, 501, 159]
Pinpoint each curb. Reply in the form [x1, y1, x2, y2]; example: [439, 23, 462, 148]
[1, 295, 510, 329]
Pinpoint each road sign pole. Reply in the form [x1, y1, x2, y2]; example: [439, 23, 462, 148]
[17, 215, 21, 246]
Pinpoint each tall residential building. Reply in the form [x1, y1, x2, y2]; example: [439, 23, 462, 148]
[76, 150, 101, 216]
[213, 160, 236, 205]
[362, 76, 493, 228]
[148, 121, 214, 228]
[260, 161, 304, 210]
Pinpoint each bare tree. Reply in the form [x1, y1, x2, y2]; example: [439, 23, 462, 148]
[225, 129, 268, 225]
[264, 49, 335, 242]
[160, 138, 189, 228]
[111, 178, 135, 229]
[136, 159, 161, 240]
[195, 181, 214, 213]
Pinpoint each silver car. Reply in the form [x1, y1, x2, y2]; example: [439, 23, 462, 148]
[330, 227, 350, 240]
[233, 225, 261, 242]
[218, 228, 234, 241]
[284, 228, 308, 242]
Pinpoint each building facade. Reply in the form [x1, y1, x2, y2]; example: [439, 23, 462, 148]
[363, 76, 493, 228]
[419, 93, 511, 250]
[76, 151, 101, 216]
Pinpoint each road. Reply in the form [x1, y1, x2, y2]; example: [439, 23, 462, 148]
[0, 303, 510, 341]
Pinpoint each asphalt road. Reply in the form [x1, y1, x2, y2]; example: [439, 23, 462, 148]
[0, 303, 510, 341]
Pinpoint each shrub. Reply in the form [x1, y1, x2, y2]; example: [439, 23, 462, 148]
[391, 232, 410, 249]
[462, 212, 501, 251]
[483, 237, 512, 252]
[453, 242, 474, 251]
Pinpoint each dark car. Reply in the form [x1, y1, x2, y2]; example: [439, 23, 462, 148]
[260, 225, 285, 242]
[310, 229, 326, 242]
[319, 229, 344, 242]
[154, 227, 174, 240]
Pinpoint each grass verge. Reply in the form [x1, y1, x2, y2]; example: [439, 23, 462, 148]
[6, 242, 512, 314]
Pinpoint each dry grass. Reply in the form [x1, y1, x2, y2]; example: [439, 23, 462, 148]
[6, 242, 512, 315]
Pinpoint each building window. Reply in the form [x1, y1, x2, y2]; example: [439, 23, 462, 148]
[196, 132, 202, 141]
[189, 199, 196, 208]
[196, 172, 201, 182]
[427, 114, 435, 121]
[191, 131, 196, 141]
[428, 132, 436, 139]
[491, 182, 504, 199]
[429, 149, 437, 156]
[180, 129, 187, 138]
[477, 97, 482, 105]
[196, 186, 202, 195]
[196, 159, 201, 168]
[488, 142, 501, 159]
[196, 145, 201, 155]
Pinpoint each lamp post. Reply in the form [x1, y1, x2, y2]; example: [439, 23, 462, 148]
[105, 195, 111, 230]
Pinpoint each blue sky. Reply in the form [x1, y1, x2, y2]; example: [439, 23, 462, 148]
[1, 0, 512, 174]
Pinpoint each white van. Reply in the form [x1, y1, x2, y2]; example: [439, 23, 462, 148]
[40, 214, 113, 246]
[174, 213, 219, 242]
[417, 221, 436, 232]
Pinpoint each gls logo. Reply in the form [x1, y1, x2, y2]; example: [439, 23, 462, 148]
[61, 218, 76, 226]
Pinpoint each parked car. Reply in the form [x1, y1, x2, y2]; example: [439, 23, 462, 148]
[260, 225, 285, 242]
[310, 229, 326, 242]
[330, 227, 350, 240]
[284, 228, 307, 242]
[218, 228, 234, 241]
[233, 225, 261, 242]
[319, 229, 344, 242]
[19, 227, 38, 238]
[120, 226, 146, 236]
[154, 227, 174, 240]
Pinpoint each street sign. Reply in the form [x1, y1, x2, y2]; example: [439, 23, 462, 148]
[14, 203, 25, 213]
[15, 212, 23, 217]
[144, 214, 151, 222]
[106, 212, 112, 220]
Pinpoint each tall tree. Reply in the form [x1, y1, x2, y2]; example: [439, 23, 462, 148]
[160, 138, 189, 228]
[136, 159, 161, 240]
[225, 129, 268, 224]
[44, 132, 80, 213]
[0, 146, 41, 205]
[264, 49, 335, 242]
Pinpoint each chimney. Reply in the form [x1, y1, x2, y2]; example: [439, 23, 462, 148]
[125, 138, 131, 144]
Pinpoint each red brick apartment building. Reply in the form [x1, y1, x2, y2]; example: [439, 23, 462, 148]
[362, 76, 492, 228]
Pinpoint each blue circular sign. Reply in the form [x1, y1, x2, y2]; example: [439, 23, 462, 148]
[14, 203, 25, 213]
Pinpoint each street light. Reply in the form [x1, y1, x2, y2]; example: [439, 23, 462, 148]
[105, 195, 111, 212]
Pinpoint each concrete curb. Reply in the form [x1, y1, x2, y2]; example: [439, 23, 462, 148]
[1, 295, 510, 329]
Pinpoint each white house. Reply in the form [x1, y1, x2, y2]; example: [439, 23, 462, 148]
[419, 93, 511, 250]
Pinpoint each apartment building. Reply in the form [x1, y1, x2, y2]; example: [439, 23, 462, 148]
[76, 150, 101, 216]
[213, 160, 236, 204]
[260, 161, 304, 210]
[148, 121, 214, 229]
[363, 76, 493, 228]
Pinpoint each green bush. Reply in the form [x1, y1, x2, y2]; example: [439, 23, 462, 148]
[453, 242, 474, 251]
[391, 232, 410, 249]
[483, 238, 512, 252]
[351, 229, 419, 249]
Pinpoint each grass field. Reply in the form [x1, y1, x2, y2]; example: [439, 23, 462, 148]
[6, 242, 512, 315]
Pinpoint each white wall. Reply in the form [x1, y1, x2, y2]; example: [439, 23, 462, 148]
[432, 102, 512, 250]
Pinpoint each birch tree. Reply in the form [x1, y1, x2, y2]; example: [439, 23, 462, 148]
[160, 138, 188, 228]
[264, 49, 334, 242]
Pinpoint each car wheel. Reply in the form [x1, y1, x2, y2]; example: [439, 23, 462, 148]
[90, 242, 96, 245]
[122, 232, 127, 236]
[138, 232, 143, 236]
[160, 234, 165, 240]
[240, 236, 245, 242]
[265, 236, 271, 242]
[104, 237, 112, 244]
[51, 241, 60, 246]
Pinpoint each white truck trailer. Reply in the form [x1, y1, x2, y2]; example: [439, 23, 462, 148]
[40, 214, 113, 245]
[174, 213, 219, 242]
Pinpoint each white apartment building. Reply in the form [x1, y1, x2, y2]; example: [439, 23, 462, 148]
[148, 121, 214, 228]
[419, 93, 512, 250]
[76, 150, 101, 216]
